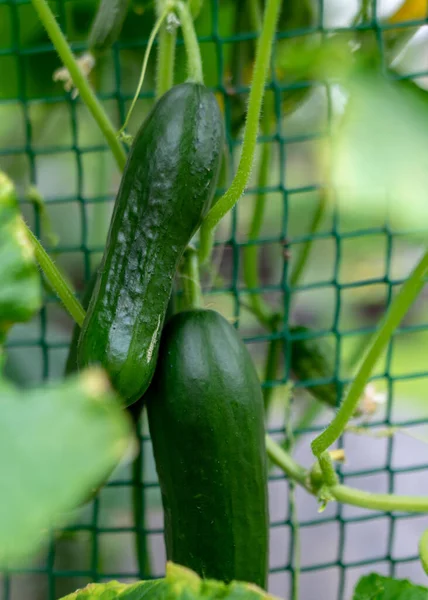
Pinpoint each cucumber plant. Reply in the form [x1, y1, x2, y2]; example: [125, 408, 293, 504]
[5, 0, 428, 597]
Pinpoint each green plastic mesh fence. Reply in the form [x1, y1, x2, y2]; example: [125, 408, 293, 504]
[2, 0, 428, 598]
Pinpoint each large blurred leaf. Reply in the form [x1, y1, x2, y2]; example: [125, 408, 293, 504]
[0, 171, 41, 341]
[0, 368, 133, 568]
[328, 68, 428, 229]
[353, 573, 428, 599]
[61, 562, 278, 600]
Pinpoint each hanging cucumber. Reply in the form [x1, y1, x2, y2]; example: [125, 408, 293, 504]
[147, 309, 269, 588]
[77, 83, 224, 406]
[290, 325, 343, 409]
[88, 0, 131, 57]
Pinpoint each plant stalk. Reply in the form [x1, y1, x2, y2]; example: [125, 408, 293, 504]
[26, 227, 85, 327]
[312, 247, 428, 457]
[31, 0, 126, 171]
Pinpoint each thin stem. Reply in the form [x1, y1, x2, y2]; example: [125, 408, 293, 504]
[419, 529, 428, 575]
[119, 3, 172, 136]
[203, 0, 282, 233]
[263, 334, 282, 414]
[199, 146, 230, 266]
[312, 247, 428, 457]
[180, 247, 203, 310]
[331, 484, 428, 513]
[26, 227, 85, 327]
[131, 414, 151, 577]
[290, 189, 327, 288]
[31, 0, 126, 172]
[284, 390, 301, 600]
[243, 99, 276, 328]
[267, 435, 428, 513]
[176, 1, 204, 84]
[265, 435, 309, 489]
[155, 15, 176, 98]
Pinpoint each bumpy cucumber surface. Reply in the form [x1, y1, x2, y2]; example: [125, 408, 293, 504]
[88, 0, 130, 55]
[77, 84, 224, 406]
[147, 309, 269, 588]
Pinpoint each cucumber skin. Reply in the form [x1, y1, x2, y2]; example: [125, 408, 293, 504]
[77, 83, 224, 406]
[147, 309, 269, 588]
[88, 0, 130, 55]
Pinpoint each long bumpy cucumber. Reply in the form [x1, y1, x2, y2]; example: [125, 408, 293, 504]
[77, 83, 224, 405]
[147, 309, 269, 588]
[88, 0, 130, 56]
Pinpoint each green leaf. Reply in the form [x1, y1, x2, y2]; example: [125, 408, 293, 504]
[353, 573, 428, 599]
[328, 68, 428, 230]
[0, 171, 41, 338]
[59, 562, 279, 600]
[0, 368, 133, 568]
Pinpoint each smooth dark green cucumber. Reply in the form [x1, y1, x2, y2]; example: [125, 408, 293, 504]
[147, 309, 269, 588]
[77, 83, 224, 406]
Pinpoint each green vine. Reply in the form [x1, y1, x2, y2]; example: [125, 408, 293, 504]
[200, 0, 282, 255]
[119, 2, 174, 137]
[156, 2, 177, 98]
[31, 0, 126, 172]
[26, 227, 85, 327]
[266, 435, 428, 513]
[243, 96, 276, 329]
[312, 247, 428, 457]
[176, 1, 204, 84]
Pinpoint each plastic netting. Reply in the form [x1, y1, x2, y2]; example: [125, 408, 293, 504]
[2, 0, 428, 598]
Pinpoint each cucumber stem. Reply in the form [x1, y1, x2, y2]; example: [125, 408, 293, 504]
[31, 0, 126, 172]
[26, 227, 85, 327]
[311, 246, 428, 458]
[176, 1, 204, 84]
[155, 4, 177, 98]
[180, 247, 203, 310]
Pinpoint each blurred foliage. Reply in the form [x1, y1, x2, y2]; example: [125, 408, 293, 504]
[61, 561, 277, 600]
[0, 368, 132, 568]
[353, 573, 428, 599]
[0, 172, 41, 345]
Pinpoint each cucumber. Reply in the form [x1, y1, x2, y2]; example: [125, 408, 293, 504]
[147, 309, 269, 588]
[77, 83, 224, 406]
[290, 326, 342, 409]
[88, 0, 130, 56]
